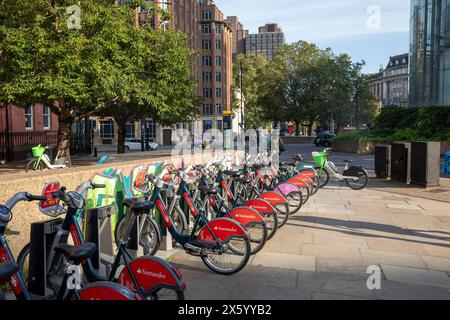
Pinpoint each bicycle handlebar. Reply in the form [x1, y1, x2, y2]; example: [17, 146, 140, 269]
[1, 192, 48, 227]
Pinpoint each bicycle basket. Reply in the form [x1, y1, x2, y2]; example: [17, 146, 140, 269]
[32, 145, 46, 158]
[312, 151, 326, 167]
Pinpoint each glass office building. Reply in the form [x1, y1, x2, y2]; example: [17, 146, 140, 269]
[410, 0, 450, 107]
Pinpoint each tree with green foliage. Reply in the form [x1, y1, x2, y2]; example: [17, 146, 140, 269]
[0, 0, 197, 156]
[232, 54, 270, 129]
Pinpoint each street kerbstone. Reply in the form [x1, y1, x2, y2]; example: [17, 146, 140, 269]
[360, 249, 427, 269]
[365, 238, 427, 255]
[301, 244, 363, 261]
[422, 255, 450, 272]
[313, 234, 369, 249]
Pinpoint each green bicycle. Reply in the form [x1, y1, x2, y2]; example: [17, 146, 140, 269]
[312, 148, 369, 190]
[25, 144, 68, 172]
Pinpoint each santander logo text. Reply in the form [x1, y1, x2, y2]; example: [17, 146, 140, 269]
[136, 268, 167, 279]
[213, 226, 237, 233]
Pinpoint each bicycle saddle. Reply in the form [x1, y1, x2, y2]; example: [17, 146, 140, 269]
[0, 262, 19, 280]
[235, 177, 251, 184]
[54, 243, 97, 265]
[198, 185, 219, 195]
[222, 170, 242, 177]
[123, 199, 153, 213]
[292, 154, 303, 162]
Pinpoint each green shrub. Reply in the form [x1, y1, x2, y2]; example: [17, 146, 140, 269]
[333, 107, 450, 142]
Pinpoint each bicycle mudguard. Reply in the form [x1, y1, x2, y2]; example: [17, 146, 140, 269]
[297, 170, 317, 178]
[287, 177, 309, 188]
[117, 256, 184, 296]
[79, 282, 138, 300]
[273, 183, 301, 196]
[228, 207, 265, 228]
[244, 198, 276, 216]
[259, 192, 288, 205]
[197, 218, 247, 243]
[343, 166, 367, 177]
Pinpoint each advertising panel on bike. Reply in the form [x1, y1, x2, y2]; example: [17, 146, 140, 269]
[39, 182, 63, 216]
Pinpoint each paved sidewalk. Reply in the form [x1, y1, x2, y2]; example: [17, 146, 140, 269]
[168, 181, 450, 300]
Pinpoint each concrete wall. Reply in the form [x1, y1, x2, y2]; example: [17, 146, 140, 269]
[0, 151, 237, 257]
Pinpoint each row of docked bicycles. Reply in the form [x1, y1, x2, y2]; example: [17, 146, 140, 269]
[0, 148, 368, 300]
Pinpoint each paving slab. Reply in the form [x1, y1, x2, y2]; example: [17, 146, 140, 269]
[313, 234, 369, 249]
[228, 283, 312, 300]
[374, 280, 450, 300]
[251, 252, 316, 272]
[381, 264, 450, 290]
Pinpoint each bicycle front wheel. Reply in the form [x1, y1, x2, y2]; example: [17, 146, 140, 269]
[25, 159, 43, 172]
[318, 170, 330, 188]
[201, 235, 251, 275]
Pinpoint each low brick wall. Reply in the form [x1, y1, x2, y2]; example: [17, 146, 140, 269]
[0, 151, 234, 257]
[331, 140, 381, 154]
[281, 136, 315, 144]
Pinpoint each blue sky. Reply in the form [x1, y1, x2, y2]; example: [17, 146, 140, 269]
[214, 0, 410, 74]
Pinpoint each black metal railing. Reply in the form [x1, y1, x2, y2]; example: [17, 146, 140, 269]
[0, 130, 92, 162]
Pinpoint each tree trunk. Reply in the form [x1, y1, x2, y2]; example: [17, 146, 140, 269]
[57, 113, 73, 159]
[115, 117, 127, 154]
[294, 121, 300, 136]
[308, 123, 314, 137]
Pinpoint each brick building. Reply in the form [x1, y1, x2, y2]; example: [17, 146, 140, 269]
[224, 16, 248, 59]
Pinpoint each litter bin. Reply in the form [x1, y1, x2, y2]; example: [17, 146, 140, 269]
[391, 142, 412, 184]
[411, 142, 441, 187]
[375, 144, 391, 179]
[443, 151, 450, 175]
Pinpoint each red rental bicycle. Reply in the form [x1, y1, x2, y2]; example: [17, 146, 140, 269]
[0, 194, 138, 300]
[130, 165, 252, 275]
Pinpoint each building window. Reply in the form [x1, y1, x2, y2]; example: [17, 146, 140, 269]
[202, 72, 211, 83]
[203, 120, 213, 132]
[203, 104, 212, 115]
[25, 105, 33, 130]
[203, 88, 212, 98]
[215, 72, 222, 83]
[215, 40, 221, 50]
[100, 120, 114, 138]
[147, 119, 156, 139]
[215, 88, 222, 98]
[215, 24, 222, 34]
[202, 40, 211, 50]
[215, 56, 222, 66]
[202, 24, 211, 34]
[202, 10, 211, 20]
[202, 56, 211, 66]
[43, 106, 51, 130]
[125, 121, 135, 139]
[215, 104, 223, 114]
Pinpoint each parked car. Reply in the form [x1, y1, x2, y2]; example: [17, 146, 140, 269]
[314, 132, 335, 147]
[125, 139, 159, 151]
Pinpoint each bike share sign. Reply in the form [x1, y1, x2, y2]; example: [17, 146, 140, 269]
[39, 182, 63, 215]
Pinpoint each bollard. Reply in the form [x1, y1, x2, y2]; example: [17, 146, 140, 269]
[94, 147, 98, 158]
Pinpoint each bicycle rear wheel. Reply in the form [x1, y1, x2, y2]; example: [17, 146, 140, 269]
[201, 235, 251, 275]
[345, 171, 369, 190]
[115, 216, 161, 256]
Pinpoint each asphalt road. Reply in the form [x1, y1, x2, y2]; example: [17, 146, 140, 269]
[280, 144, 375, 171]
